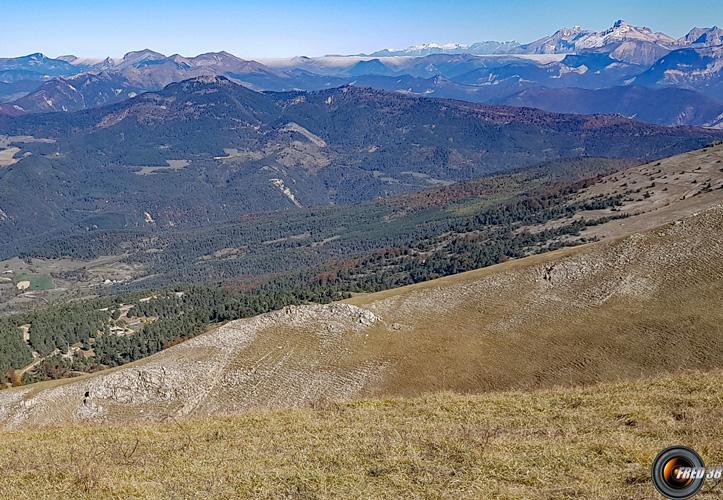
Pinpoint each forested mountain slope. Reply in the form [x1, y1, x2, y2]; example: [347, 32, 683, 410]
[0, 77, 720, 249]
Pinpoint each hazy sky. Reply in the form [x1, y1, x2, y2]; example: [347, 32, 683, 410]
[1, 0, 721, 59]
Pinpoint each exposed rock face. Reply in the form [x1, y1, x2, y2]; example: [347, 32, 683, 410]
[0, 303, 383, 430]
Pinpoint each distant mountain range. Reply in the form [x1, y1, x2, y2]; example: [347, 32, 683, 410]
[368, 20, 723, 63]
[367, 41, 522, 57]
[0, 20, 721, 126]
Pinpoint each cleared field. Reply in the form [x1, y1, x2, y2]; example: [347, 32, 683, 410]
[15, 273, 54, 291]
[0, 255, 145, 314]
[2, 202, 722, 429]
[0, 146, 20, 167]
[134, 159, 191, 175]
[0, 370, 721, 498]
[0, 135, 55, 167]
[0, 135, 55, 148]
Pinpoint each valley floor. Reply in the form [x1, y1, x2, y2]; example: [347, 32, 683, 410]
[1, 370, 722, 498]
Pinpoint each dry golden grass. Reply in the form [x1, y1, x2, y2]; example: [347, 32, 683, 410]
[1, 370, 722, 498]
[561, 143, 723, 241]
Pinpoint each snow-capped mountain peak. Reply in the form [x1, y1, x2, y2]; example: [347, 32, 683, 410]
[411, 43, 466, 51]
[575, 20, 677, 50]
[368, 40, 521, 57]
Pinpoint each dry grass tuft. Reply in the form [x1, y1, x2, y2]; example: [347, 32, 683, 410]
[1, 370, 722, 498]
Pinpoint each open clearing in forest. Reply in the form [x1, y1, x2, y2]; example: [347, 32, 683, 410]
[134, 159, 191, 175]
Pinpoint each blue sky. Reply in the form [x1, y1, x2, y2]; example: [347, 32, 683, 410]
[1, 0, 721, 59]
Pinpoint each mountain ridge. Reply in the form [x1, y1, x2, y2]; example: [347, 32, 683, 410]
[1, 19, 721, 126]
[0, 76, 720, 250]
[364, 20, 720, 61]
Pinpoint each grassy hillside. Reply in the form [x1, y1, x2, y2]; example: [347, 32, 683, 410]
[2, 202, 721, 428]
[1, 370, 722, 498]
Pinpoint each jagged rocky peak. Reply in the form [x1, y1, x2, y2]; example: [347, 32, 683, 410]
[613, 19, 629, 29]
[557, 25, 585, 36]
[682, 26, 723, 46]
